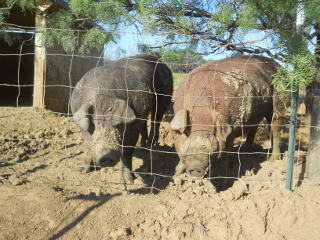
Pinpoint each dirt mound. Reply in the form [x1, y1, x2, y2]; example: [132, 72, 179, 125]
[0, 107, 319, 239]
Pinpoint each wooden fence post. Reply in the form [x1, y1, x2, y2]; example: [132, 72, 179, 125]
[33, 12, 46, 109]
[308, 89, 320, 181]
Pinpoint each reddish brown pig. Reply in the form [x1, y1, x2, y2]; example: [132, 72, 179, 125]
[170, 55, 286, 178]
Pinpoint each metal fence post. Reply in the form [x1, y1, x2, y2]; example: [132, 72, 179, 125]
[285, 2, 304, 190]
[286, 91, 298, 190]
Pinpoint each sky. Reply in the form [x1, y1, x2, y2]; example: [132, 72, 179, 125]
[103, 23, 317, 64]
[103, 25, 166, 60]
[103, 24, 275, 62]
[104, 29, 231, 62]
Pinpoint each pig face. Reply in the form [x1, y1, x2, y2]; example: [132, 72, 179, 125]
[174, 131, 219, 177]
[171, 109, 232, 177]
[91, 123, 123, 166]
[73, 96, 136, 166]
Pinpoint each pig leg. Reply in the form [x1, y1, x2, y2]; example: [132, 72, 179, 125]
[146, 96, 169, 147]
[215, 158, 229, 190]
[269, 117, 285, 162]
[76, 151, 94, 173]
[79, 132, 97, 173]
[221, 134, 236, 189]
[224, 158, 229, 189]
[120, 151, 135, 184]
[120, 128, 141, 183]
[146, 110, 161, 148]
[268, 91, 288, 161]
[175, 160, 186, 175]
[82, 151, 94, 173]
[241, 128, 258, 152]
[139, 120, 148, 147]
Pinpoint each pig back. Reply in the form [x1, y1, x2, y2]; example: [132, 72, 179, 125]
[174, 55, 279, 129]
[71, 54, 173, 118]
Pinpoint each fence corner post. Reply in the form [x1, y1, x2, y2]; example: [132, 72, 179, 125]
[33, 11, 46, 109]
[307, 89, 320, 181]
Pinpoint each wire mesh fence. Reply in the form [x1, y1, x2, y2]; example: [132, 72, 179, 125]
[1, 22, 320, 240]
[0, 23, 317, 193]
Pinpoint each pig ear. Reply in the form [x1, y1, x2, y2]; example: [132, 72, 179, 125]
[107, 99, 136, 127]
[213, 113, 232, 154]
[73, 102, 93, 131]
[170, 109, 189, 132]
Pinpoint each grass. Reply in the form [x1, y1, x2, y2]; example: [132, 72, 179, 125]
[173, 72, 186, 89]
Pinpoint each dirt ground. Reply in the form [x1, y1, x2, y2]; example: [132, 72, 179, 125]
[0, 106, 320, 240]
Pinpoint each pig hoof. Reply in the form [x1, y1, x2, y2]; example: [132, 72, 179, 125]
[240, 143, 253, 152]
[175, 163, 186, 175]
[76, 165, 91, 173]
[125, 179, 134, 184]
[144, 140, 159, 149]
[269, 154, 282, 162]
[139, 141, 147, 147]
[120, 172, 134, 184]
[82, 166, 92, 174]
[122, 178, 134, 184]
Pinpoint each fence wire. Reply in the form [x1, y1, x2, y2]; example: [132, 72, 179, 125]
[0, 24, 319, 195]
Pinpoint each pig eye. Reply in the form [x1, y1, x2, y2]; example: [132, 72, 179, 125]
[206, 132, 213, 138]
[183, 131, 189, 137]
[87, 114, 95, 135]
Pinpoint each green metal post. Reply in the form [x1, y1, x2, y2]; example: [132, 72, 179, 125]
[285, 2, 304, 190]
[286, 91, 298, 190]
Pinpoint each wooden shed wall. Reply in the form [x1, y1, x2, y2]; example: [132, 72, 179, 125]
[0, 3, 104, 113]
[45, 43, 103, 113]
[0, 33, 34, 106]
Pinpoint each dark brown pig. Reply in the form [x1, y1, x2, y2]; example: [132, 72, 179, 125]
[170, 55, 286, 178]
[70, 54, 173, 184]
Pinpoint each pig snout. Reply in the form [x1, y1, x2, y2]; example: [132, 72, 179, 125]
[98, 150, 120, 167]
[187, 165, 206, 177]
[93, 143, 121, 167]
[183, 156, 210, 178]
[176, 135, 215, 178]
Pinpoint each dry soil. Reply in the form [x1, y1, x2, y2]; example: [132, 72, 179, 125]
[0, 106, 319, 240]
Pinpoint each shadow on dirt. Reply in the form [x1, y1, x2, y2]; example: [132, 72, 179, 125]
[44, 145, 178, 239]
[133, 144, 179, 194]
[47, 193, 120, 240]
[209, 143, 284, 191]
